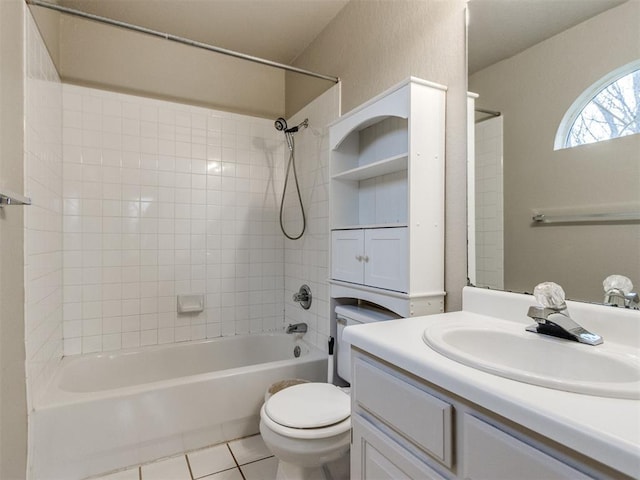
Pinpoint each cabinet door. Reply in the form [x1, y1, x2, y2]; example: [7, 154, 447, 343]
[364, 227, 408, 292]
[462, 414, 592, 480]
[332, 229, 364, 284]
[352, 415, 448, 480]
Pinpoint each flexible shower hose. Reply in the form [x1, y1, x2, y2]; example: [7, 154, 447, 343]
[279, 131, 306, 240]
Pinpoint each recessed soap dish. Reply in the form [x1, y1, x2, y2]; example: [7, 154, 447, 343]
[177, 294, 204, 313]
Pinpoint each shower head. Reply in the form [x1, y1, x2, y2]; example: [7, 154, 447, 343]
[274, 117, 309, 134]
[274, 117, 288, 131]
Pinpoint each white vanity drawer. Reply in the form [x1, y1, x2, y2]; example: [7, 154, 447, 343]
[462, 414, 592, 480]
[353, 356, 453, 467]
[352, 415, 448, 480]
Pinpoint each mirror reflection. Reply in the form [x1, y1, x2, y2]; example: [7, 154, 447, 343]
[467, 0, 640, 303]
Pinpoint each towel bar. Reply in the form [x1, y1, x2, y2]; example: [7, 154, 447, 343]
[0, 189, 31, 207]
[532, 212, 640, 224]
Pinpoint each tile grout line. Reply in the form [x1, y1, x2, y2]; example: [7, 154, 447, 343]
[226, 443, 247, 480]
[92, 436, 270, 479]
[185, 454, 195, 480]
[239, 455, 275, 467]
[184, 451, 242, 480]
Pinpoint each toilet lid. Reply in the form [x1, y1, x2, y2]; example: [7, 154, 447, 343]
[265, 383, 350, 429]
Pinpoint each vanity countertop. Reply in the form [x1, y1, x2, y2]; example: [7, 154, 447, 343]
[343, 289, 640, 478]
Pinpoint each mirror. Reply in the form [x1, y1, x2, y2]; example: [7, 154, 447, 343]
[467, 0, 640, 304]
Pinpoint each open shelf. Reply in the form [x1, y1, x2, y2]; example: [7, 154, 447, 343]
[332, 154, 408, 182]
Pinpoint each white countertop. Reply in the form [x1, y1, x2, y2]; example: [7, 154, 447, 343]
[343, 289, 640, 478]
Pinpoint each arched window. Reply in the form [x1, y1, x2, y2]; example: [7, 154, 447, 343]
[555, 61, 640, 150]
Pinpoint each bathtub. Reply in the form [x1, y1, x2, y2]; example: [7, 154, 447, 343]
[30, 333, 327, 480]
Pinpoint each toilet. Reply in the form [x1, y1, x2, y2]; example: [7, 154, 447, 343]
[260, 304, 400, 480]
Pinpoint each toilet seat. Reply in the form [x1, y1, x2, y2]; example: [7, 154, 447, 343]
[265, 383, 350, 428]
[261, 383, 351, 440]
[260, 404, 351, 440]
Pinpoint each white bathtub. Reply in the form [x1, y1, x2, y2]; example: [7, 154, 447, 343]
[30, 333, 327, 480]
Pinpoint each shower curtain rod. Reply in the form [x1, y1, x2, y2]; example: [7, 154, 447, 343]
[26, 0, 340, 83]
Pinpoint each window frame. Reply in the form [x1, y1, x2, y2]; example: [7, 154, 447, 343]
[554, 59, 640, 150]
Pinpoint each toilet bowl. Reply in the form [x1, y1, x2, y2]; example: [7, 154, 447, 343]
[259, 383, 351, 480]
[260, 304, 401, 479]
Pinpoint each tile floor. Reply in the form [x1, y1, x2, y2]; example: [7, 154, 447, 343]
[90, 434, 277, 480]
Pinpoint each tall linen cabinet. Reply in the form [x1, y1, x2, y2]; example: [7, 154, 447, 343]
[329, 77, 447, 316]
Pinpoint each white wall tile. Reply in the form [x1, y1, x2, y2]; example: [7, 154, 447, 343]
[62, 86, 286, 352]
[282, 86, 339, 352]
[474, 116, 504, 290]
[24, 10, 64, 405]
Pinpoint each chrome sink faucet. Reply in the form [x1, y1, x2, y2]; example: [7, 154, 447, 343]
[603, 275, 640, 309]
[526, 282, 603, 346]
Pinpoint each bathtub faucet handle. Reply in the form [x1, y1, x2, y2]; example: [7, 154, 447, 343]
[286, 323, 308, 334]
[292, 284, 312, 310]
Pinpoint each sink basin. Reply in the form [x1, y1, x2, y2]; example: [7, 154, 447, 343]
[423, 317, 640, 399]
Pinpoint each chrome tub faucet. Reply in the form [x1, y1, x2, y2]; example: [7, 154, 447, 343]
[286, 323, 308, 334]
[526, 282, 603, 346]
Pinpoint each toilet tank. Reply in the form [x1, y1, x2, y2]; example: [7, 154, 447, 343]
[336, 304, 400, 383]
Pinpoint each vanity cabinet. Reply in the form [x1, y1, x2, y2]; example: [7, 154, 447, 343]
[329, 77, 446, 317]
[352, 416, 447, 480]
[461, 414, 591, 479]
[351, 350, 625, 480]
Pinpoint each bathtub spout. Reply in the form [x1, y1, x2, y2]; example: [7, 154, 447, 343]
[286, 323, 308, 334]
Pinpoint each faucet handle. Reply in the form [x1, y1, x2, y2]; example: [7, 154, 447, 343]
[292, 284, 312, 310]
[603, 275, 639, 308]
[603, 274, 633, 294]
[533, 282, 567, 310]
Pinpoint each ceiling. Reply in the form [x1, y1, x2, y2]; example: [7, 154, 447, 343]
[468, 0, 629, 75]
[55, 0, 628, 74]
[57, 0, 350, 65]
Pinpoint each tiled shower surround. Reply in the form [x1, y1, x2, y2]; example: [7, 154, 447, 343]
[61, 85, 288, 355]
[23, 5, 336, 413]
[474, 116, 504, 290]
[282, 90, 338, 349]
[24, 10, 63, 404]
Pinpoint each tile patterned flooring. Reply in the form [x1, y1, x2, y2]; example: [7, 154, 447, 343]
[91, 435, 278, 480]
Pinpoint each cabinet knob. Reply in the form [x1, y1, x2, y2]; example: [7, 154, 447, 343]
[356, 255, 363, 261]
[363, 255, 369, 262]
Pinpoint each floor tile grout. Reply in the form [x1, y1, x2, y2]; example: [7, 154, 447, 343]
[89, 433, 272, 480]
[192, 465, 241, 480]
[184, 454, 195, 480]
[226, 443, 247, 480]
[86, 435, 348, 480]
[237, 455, 274, 467]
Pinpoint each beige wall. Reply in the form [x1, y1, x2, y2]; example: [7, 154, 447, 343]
[29, 8, 286, 119]
[289, 0, 469, 310]
[469, 1, 640, 302]
[0, 0, 28, 477]
[28, 5, 60, 68]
